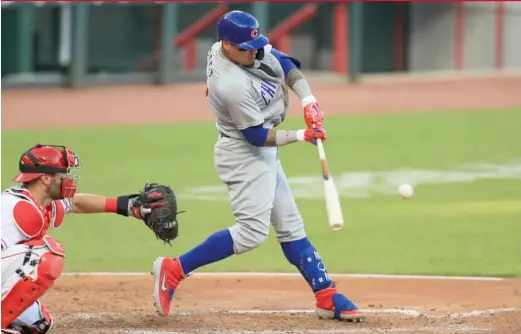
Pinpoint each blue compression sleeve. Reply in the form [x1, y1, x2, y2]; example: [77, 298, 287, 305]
[178, 229, 235, 274]
[241, 124, 269, 147]
[270, 48, 302, 78]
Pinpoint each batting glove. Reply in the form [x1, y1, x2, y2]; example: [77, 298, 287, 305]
[303, 101, 325, 129]
[304, 127, 327, 145]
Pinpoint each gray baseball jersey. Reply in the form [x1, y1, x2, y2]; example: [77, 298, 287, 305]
[206, 42, 290, 139]
[206, 42, 306, 254]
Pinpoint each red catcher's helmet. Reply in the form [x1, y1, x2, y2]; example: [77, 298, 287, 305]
[12, 144, 82, 198]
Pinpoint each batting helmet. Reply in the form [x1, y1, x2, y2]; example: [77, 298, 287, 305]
[217, 10, 269, 51]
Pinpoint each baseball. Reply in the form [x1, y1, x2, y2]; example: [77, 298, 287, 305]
[398, 184, 414, 198]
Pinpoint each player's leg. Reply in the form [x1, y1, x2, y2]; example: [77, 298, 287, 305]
[1, 236, 64, 330]
[270, 160, 364, 322]
[152, 142, 278, 316]
[6, 301, 53, 333]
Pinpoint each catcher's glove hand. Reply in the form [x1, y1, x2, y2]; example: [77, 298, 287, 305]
[130, 183, 185, 246]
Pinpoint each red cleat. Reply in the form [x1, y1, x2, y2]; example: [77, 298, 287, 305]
[151, 257, 186, 317]
[315, 286, 365, 322]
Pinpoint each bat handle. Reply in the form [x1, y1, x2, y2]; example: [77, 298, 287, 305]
[316, 138, 326, 160]
[316, 139, 330, 180]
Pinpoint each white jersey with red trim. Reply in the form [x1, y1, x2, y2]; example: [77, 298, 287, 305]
[1, 186, 72, 250]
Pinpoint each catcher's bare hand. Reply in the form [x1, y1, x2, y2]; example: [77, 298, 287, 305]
[131, 206, 152, 220]
[128, 184, 167, 219]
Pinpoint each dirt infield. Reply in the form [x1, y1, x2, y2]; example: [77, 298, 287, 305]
[3, 72, 521, 333]
[2, 71, 521, 131]
[43, 274, 521, 334]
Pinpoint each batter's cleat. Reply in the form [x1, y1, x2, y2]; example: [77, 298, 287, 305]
[315, 286, 365, 322]
[151, 257, 186, 317]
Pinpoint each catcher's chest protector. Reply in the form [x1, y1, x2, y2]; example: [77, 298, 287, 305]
[1, 187, 68, 249]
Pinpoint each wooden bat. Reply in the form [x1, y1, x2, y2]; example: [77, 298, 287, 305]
[316, 138, 344, 231]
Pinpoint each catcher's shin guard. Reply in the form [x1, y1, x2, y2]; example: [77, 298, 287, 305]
[7, 301, 53, 334]
[1, 237, 64, 329]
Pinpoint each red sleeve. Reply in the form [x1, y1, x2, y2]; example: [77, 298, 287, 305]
[13, 201, 45, 238]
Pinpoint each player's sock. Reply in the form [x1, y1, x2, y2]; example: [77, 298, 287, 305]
[281, 237, 333, 292]
[178, 228, 235, 274]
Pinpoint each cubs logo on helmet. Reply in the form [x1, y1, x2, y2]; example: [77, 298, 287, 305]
[217, 10, 269, 51]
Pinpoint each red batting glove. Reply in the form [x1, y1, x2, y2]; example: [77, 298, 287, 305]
[304, 127, 327, 145]
[304, 101, 324, 129]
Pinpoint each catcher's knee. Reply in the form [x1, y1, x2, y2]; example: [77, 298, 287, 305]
[230, 218, 270, 254]
[37, 252, 64, 281]
[1, 244, 64, 329]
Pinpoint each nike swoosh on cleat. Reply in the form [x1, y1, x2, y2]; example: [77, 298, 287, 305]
[161, 272, 167, 291]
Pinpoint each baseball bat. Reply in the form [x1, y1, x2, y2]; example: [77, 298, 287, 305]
[316, 139, 344, 231]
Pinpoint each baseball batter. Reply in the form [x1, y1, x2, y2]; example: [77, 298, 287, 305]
[1, 144, 171, 334]
[152, 10, 364, 322]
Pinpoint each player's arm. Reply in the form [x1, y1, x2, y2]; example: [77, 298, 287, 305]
[69, 193, 148, 219]
[270, 48, 325, 131]
[225, 78, 322, 147]
[240, 124, 303, 147]
[270, 48, 314, 103]
[240, 121, 325, 147]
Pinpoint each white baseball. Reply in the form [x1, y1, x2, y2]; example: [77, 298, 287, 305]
[398, 184, 414, 198]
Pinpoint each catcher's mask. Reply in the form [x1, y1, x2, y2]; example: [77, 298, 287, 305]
[12, 144, 82, 198]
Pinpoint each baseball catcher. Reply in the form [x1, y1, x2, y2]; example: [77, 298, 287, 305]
[1, 144, 180, 334]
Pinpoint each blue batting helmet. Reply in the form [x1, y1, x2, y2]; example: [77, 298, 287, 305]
[217, 10, 269, 51]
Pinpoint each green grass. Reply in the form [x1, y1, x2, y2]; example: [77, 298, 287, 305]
[2, 108, 521, 276]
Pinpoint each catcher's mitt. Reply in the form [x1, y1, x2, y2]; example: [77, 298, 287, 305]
[132, 183, 184, 245]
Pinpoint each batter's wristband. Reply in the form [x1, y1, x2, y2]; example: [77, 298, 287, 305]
[116, 196, 131, 217]
[275, 130, 305, 146]
[301, 95, 317, 107]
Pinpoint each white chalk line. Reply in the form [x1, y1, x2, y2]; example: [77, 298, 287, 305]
[63, 271, 510, 281]
[72, 306, 521, 320]
[71, 308, 521, 334]
[225, 307, 521, 319]
[120, 325, 488, 334]
[60, 272, 517, 333]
